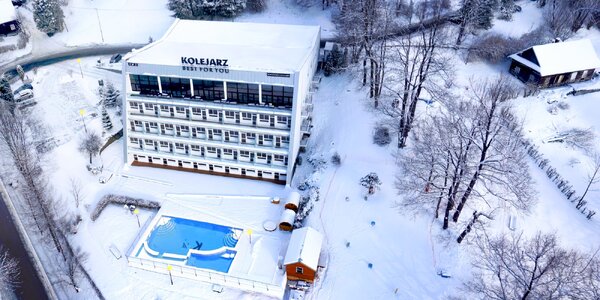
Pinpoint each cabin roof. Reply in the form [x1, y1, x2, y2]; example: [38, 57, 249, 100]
[284, 227, 323, 270]
[0, 0, 16, 25]
[509, 39, 600, 76]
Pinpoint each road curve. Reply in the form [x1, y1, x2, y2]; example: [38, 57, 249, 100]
[0, 43, 146, 75]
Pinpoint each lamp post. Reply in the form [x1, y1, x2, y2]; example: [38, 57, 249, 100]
[133, 208, 140, 227]
[248, 229, 252, 244]
[167, 264, 173, 285]
[78, 109, 88, 134]
[76, 58, 83, 78]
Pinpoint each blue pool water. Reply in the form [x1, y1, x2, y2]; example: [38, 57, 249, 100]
[142, 216, 241, 273]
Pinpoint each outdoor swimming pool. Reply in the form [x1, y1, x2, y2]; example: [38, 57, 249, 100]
[137, 216, 242, 273]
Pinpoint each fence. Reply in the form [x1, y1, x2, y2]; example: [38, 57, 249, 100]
[126, 256, 285, 295]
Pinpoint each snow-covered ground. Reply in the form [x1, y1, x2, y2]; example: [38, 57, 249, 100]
[4, 1, 600, 300]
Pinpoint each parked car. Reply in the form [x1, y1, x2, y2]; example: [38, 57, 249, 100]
[14, 89, 35, 107]
[14, 89, 33, 101]
[110, 53, 122, 64]
[13, 83, 33, 95]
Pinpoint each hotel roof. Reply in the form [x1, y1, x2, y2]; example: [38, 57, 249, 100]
[125, 19, 321, 73]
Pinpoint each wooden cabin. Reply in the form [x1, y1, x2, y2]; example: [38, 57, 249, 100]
[0, 0, 18, 36]
[283, 227, 323, 282]
[508, 39, 600, 88]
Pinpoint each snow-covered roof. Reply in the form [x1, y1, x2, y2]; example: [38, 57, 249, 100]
[284, 226, 323, 270]
[0, 0, 17, 24]
[125, 19, 320, 73]
[509, 39, 600, 76]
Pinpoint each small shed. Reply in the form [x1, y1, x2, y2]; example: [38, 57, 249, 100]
[508, 39, 600, 88]
[0, 0, 18, 35]
[283, 226, 323, 282]
[279, 209, 296, 231]
[284, 192, 301, 212]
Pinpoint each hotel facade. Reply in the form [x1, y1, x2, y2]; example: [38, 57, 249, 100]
[122, 20, 320, 185]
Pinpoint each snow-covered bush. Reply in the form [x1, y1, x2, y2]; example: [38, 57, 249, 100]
[360, 172, 382, 195]
[331, 152, 341, 166]
[307, 153, 327, 172]
[91, 194, 160, 221]
[468, 28, 547, 63]
[294, 187, 319, 228]
[0, 75, 13, 102]
[373, 125, 391, 146]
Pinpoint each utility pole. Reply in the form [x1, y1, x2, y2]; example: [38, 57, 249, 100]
[95, 8, 105, 43]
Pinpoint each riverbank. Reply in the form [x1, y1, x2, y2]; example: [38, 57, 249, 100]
[0, 179, 57, 300]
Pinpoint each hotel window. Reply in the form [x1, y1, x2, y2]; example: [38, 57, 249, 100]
[240, 151, 250, 157]
[196, 127, 206, 134]
[192, 107, 202, 115]
[160, 76, 191, 98]
[277, 116, 289, 125]
[129, 102, 138, 109]
[160, 141, 169, 147]
[259, 114, 269, 122]
[129, 137, 139, 144]
[148, 122, 158, 129]
[262, 85, 293, 107]
[223, 149, 233, 156]
[230, 131, 239, 138]
[180, 125, 189, 133]
[160, 105, 169, 112]
[256, 153, 267, 160]
[224, 111, 235, 119]
[213, 129, 222, 136]
[191, 145, 200, 151]
[282, 136, 289, 143]
[274, 155, 285, 162]
[175, 143, 185, 150]
[226, 82, 259, 104]
[164, 124, 173, 130]
[129, 74, 159, 95]
[134, 120, 142, 126]
[247, 133, 256, 139]
[207, 147, 217, 153]
[175, 107, 186, 114]
[192, 79, 224, 100]
[241, 112, 252, 120]
[144, 139, 154, 146]
[208, 109, 219, 117]
[263, 134, 273, 142]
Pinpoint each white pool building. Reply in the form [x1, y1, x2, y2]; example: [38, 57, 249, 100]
[122, 19, 320, 185]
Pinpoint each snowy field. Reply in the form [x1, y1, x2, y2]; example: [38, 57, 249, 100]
[3, 1, 600, 300]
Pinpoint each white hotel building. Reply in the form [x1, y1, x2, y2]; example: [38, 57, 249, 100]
[122, 20, 320, 185]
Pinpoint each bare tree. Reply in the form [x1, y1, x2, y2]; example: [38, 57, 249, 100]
[397, 77, 534, 237]
[463, 232, 600, 299]
[55, 243, 88, 293]
[543, 0, 575, 40]
[69, 178, 85, 208]
[78, 131, 102, 164]
[380, 0, 451, 148]
[0, 248, 20, 295]
[574, 153, 600, 209]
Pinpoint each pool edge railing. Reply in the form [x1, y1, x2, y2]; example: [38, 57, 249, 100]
[126, 255, 285, 296]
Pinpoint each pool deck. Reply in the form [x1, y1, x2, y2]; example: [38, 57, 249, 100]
[127, 194, 292, 298]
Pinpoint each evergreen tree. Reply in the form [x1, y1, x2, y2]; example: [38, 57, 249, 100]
[0, 76, 13, 102]
[168, 0, 246, 19]
[100, 81, 120, 107]
[33, 0, 65, 36]
[101, 106, 113, 132]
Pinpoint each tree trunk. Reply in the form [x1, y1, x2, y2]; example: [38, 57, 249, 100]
[456, 211, 479, 243]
